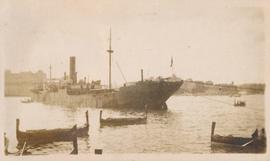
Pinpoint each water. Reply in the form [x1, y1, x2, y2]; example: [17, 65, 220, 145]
[3, 95, 265, 154]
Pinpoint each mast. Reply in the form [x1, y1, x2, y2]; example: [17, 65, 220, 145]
[107, 28, 114, 89]
[49, 64, 52, 81]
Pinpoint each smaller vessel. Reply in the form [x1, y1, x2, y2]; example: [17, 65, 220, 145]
[16, 111, 89, 147]
[234, 99, 246, 107]
[211, 122, 266, 152]
[99, 109, 147, 127]
[21, 98, 33, 103]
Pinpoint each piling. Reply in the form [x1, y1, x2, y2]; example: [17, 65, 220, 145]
[85, 110, 89, 127]
[70, 125, 78, 155]
[144, 104, 148, 119]
[99, 110, 103, 123]
[141, 69, 144, 82]
[16, 119, 20, 140]
[211, 122, 216, 141]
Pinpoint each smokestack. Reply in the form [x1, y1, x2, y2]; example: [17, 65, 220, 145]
[74, 72, 77, 84]
[64, 72, 66, 80]
[141, 69, 144, 82]
[70, 57, 76, 84]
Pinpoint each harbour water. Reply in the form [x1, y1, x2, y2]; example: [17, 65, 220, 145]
[3, 95, 265, 154]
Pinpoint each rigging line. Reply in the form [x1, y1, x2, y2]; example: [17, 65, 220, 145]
[204, 84, 264, 92]
[115, 61, 127, 83]
[179, 88, 233, 106]
[179, 88, 262, 112]
[200, 95, 262, 112]
[200, 95, 233, 106]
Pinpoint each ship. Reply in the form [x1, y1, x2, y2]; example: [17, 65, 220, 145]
[31, 31, 183, 110]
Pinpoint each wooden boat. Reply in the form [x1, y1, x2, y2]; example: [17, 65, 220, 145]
[210, 122, 266, 149]
[16, 120, 77, 147]
[16, 111, 89, 147]
[99, 110, 147, 127]
[76, 110, 89, 137]
[21, 98, 33, 103]
[234, 100, 246, 106]
[230, 93, 241, 97]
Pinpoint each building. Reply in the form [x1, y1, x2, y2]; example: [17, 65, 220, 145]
[5, 70, 46, 96]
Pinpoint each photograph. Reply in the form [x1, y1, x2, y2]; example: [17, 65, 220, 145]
[0, 0, 269, 160]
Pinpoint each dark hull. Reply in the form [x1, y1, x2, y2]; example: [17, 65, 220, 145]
[211, 135, 266, 153]
[117, 80, 183, 110]
[32, 80, 183, 110]
[211, 135, 252, 146]
[16, 111, 89, 147]
[16, 126, 77, 147]
[100, 117, 146, 127]
[210, 122, 266, 152]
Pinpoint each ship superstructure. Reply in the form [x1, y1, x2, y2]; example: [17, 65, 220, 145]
[31, 31, 183, 110]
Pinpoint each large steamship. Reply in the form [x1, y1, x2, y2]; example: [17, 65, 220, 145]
[31, 32, 183, 110]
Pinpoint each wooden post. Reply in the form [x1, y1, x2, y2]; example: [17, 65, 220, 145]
[85, 110, 89, 127]
[16, 119, 20, 140]
[144, 104, 148, 119]
[99, 110, 103, 123]
[70, 125, 78, 155]
[211, 122, 216, 141]
[141, 69, 144, 82]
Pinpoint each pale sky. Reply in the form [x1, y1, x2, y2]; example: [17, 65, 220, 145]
[1, 0, 266, 85]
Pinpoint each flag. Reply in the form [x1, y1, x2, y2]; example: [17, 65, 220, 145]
[170, 57, 173, 67]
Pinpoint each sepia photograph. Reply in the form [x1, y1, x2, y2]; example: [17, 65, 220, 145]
[0, 0, 269, 161]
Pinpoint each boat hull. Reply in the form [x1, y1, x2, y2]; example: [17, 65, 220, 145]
[16, 126, 77, 147]
[117, 80, 183, 110]
[32, 80, 183, 110]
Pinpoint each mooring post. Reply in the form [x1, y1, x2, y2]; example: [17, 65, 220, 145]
[16, 119, 20, 140]
[141, 69, 144, 82]
[85, 110, 89, 127]
[99, 110, 103, 123]
[4, 132, 9, 155]
[16, 119, 20, 131]
[71, 125, 78, 155]
[144, 104, 148, 119]
[211, 122, 216, 141]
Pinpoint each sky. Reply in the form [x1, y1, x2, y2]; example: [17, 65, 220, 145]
[0, 0, 266, 85]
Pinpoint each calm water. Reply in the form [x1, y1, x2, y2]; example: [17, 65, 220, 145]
[3, 95, 265, 154]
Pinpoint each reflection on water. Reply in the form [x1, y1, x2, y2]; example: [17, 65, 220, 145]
[3, 95, 265, 154]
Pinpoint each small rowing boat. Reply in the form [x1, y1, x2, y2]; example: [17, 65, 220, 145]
[21, 98, 33, 103]
[16, 111, 89, 147]
[16, 120, 77, 147]
[99, 110, 147, 127]
[210, 122, 266, 152]
[234, 99, 246, 106]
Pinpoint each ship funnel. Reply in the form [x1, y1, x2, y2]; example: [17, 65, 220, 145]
[141, 69, 144, 82]
[70, 56, 77, 84]
[64, 72, 67, 80]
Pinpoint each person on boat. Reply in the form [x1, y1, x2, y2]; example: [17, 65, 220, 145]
[261, 128, 266, 138]
[4, 132, 9, 155]
[252, 129, 259, 140]
[259, 128, 266, 144]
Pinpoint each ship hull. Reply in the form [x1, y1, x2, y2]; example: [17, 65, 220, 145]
[117, 80, 183, 110]
[32, 80, 183, 110]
